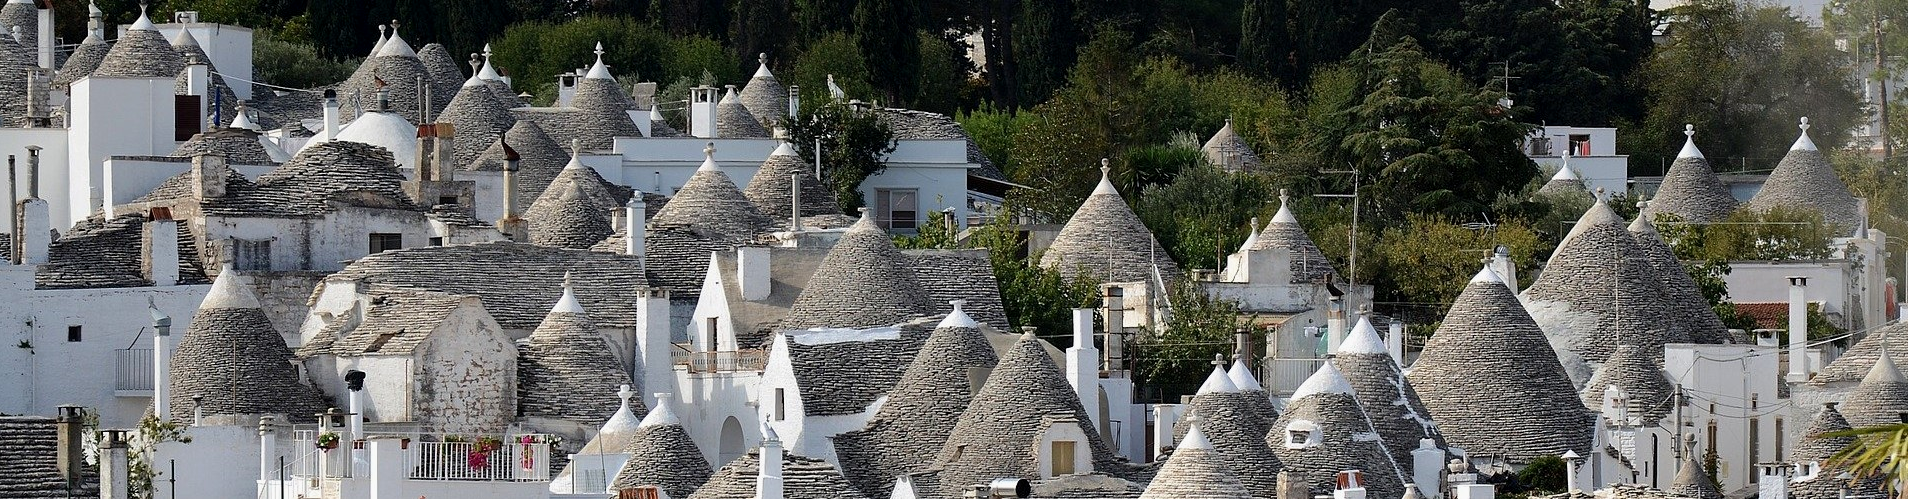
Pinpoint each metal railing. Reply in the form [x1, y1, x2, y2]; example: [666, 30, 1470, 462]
[283, 431, 553, 482]
[115, 348, 152, 391]
[675, 349, 767, 374]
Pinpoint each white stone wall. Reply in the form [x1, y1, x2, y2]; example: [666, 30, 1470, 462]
[68, 77, 180, 229]
[0, 269, 209, 426]
[200, 206, 429, 272]
[0, 127, 69, 227]
[414, 304, 516, 435]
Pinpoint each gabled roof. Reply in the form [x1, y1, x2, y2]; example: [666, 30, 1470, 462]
[610, 397, 712, 498]
[436, 80, 518, 167]
[1521, 198, 1683, 384]
[1629, 216, 1731, 344]
[92, 20, 183, 78]
[1200, 119, 1262, 172]
[1744, 118, 1863, 230]
[649, 146, 775, 243]
[171, 128, 280, 165]
[1641, 125, 1736, 223]
[169, 270, 330, 422]
[302, 287, 473, 357]
[195, 140, 419, 218]
[835, 305, 1000, 497]
[34, 214, 210, 290]
[716, 86, 769, 138]
[327, 241, 650, 329]
[1138, 424, 1255, 499]
[930, 332, 1124, 496]
[1839, 351, 1908, 427]
[737, 54, 788, 128]
[1249, 190, 1337, 284]
[1335, 317, 1445, 475]
[1577, 343, 1674, 425]
[1268, 362, 1408, 499]
[782, 212, 933, 329]
[1815, 321, 1908, 385]
[1041, 166, 1182, 284]
[743, 142, 841, 221]
[467, 119, 569, 200]
[518, 281, 642, 426]
[1408, 265, 1595, 462]
[686, 449, 870, 499]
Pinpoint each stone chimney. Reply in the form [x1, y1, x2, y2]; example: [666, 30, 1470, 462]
[625, 194, 645, 258]
[789, 174, 803, 232]
[1067, 307, 1099, 428]
[55, 406, 84, 487]
[18, 153, 48, 266]
[689, 86, 718, 138]
[25, 145, 40, 199]
[1387, 321, 1406, 367]
[1788, 276, 1809, 383]
[637, 288, 674, 408]
[496, 142, 528, 241]
[1277, 471, 1309, 499]
[143, 215, 179, 286]
[191, 154, 227, 201]
[99, 429, 130, 499]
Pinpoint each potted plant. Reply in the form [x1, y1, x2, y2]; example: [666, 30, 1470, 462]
[315, 432, 340, 450]
[467, 436, 503, 471]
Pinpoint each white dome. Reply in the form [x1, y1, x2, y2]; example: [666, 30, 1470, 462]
[305, 111, 419, 169]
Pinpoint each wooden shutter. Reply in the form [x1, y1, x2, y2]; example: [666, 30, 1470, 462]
[174, 95, 202, 141]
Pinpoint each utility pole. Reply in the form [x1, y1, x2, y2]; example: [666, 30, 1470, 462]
[1879, 7, 1893, 160]
[1316, 168, 1361, 290]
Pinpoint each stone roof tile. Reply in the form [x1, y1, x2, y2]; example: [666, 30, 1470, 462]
[0, 416, 98, 499]
[1334, 318, 1445, 477]
[686, 450, 869, 499]
[92, 24, 182, 79]
[610, 409, 712, 498]
[650, 147, 775, 243]
[833, 312, 998, 497]
[1042, 167, 1182, 284]
[1201, 120, 1262, 172]
[1628, 216, 1731, 344]
[782, 214, 933, 329]
[1250, 191, 1337, 284]
[931, 333, 1124, 497]
[1642, 126, 1737, 223]
[1743, 119, 1863, 231]
[169, 270, 331, 422]
[34, 214, 209, 290]
[1577, 344, 1674, 426]
[743, 142, 841, 221]
[518, 283, 642, 426]
[1139, 424, 1254, 499]
[1522, 199, 1685, 384]
[1269, 363, 1408, 499]
[327, 241, 649, 329]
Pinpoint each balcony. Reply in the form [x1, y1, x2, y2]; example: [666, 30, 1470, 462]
[115, 348, 152, 396]
[674, 349, 767, 374]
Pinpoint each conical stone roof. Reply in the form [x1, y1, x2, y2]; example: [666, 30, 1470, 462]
[610, 395, 712, 498]
[0, 34, 27, 127]
[686, 449, 869, 499]
[1667, 451, 1722, 499]
[1535, 162, 1592, 202]
[1167, 364, 1282, 498]
[52, 33, 109, 89]
[1839, 351, 1908, 427]
[336, 29, 447, 124]
[517, 281, 639, 426]
[526, 148, 618, 249]
[930, 332, 1122, 496]
[1042, 165, 1182, 284]
[1629, 215, 1731, 344]
[782, 212, 932, 329]
[467, 120, 569, 200]
[171, 128, 279, 165]
[743, 142, 840, 221]
[168, 269, 329, 422]
[834, 303, 999, 498]
[737, 54, 788, 128]
[716, 86, 769, 138]
[1789, 404, 1884, 499]
[649, 145, 775, 243]
[1642, 125, 1737, 223]
[92, 15, 183, 78]
[1334, 317, 1445, 475]
[1577, 343, 1674, 425]
[1268, 362, 1408, 499]
[171, 30, 239, 112]
[1522, 198, 1683, 384]
[1744, 118, 1863, 231]
[0, 0, 36, 50]
[1201, 119, 1262, 172]
[1248, 190, 1337, 284]
[437, 78, 518, 167]
[1227, 359, 1280, 426]
[1138, 424, 1255, 499]
[416, 43, 466, 115]
[568, 49, 644, 146]
[1408, 266, 1595, 462]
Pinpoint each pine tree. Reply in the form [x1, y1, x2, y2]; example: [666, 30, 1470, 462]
[852, 0, 919, 104]
[1237, 0, 1287, 81]
[1011, 0, 1077, 104]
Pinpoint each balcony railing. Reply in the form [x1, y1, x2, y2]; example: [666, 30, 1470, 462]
[674, 349, 767, 374]
[116, 348, 152, 394]
[283, 431, 553, 482]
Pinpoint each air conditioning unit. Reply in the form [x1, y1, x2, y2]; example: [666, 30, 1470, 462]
[173, 11, 199, 23]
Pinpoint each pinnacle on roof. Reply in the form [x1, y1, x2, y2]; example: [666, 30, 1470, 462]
[1236, 217, 1260, 252]
[1793, 116, 1818, 151]
[1678, 124, 1704, 159]
[1745, 116, 1862, 230]
[1248, 189, 1338, 284]
[1668, 451, 1723, 499]
[1408, 262, 1594, 462]
[744, 140, 843, 221]
[374, 24, 417, 58]
[1227, 358, 1263, 392]
[1577, 343, 1674, 425]
[230, 104, 261, 131]
[169, 29, 199, 48]
[1339, 316, 1388, 355]
[1042, 160, 1183, 284]
[129, 5, 155, 30]
[1522, 193, 1684, 385]
[1138, 422, 1255, 499]
[477, 44, 503, 81]
[1644, 124, 1737, 223]
[716, 85, 771, 137]
[1200, 118, 1264, 172]
[782, 210, 933, 329]
[369, 24, 388, 57]
[1628, 215, 1732, 344]
[1197, 359, 1240, 394]
[1270, 362, 1409, 499]
[585, 42, 613, 80]
[738, 52, 790, 128]
[552, 273, 585, 313]
[1470, 264, 1503, 284]
[832, 298, 999, 497]
[518, 278, 640, 426]
[470, 119, 568, 196]
[612, 394, 712, 498]
[937, 299, 980, 329]
[931, 332, 1120, 495]
[92, 14, 183, 79]
[639, 392, 682, 428]
[202, 265, 260, 309]
[169, 267, 328, 422]
[649, 143, 776, 243]
[1840, 348, 1908, 428]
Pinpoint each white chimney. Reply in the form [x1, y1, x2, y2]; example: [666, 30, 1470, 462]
[1387, 321, 1406, 367]
[35, 5, 51, 69]
[636, 288, 674, 408]
[1067, 307, 1099, 428]
[1150, 404, 1181, 458]
[185, 61, 209, 100]
[19, 197, 47, 265]
[257, 416, 278, 486]
[1757, 463, 1792, 499]
[738, 246, 770, 301]
[1411, 440, 1444, 499]
[99, 430, 130, 499]
[757, 423, 785, 499]
[625, 195, 646, 258]
[1326, 299, 1347, 354]
[689, 86, 718, 138]
[1333, 470, 1368, 499]
[1454, 484, 1495, 499]
[322, 90, 341, 142]
[789, 173, 803, 232]
[1787, 276, 1809, 383]
[151, 307, 172, 421]
[146, 218, 179, 286]
[366, 437, 405, 499]
[1491, 246, 1517, 290]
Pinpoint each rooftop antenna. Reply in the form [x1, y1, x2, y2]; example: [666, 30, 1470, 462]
[1488, 61, 1519, 109]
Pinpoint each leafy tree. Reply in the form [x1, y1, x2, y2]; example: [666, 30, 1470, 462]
[254, 33, 359, 89]
[1369, 214, 1548, 311]
[958, 211, 1099, 339]
[1011, 0, 1079, 104]
[1829, 423, 1908, 492]
[729, 0, 793, 74]
[1132, 282, 1246, 400]
[488, 17, 730, 101]
[1237, 0, 1288, 80]
[1134, 160, 1278, 270]
[956, 103, 1032, 174]
[1628, 0, 1864, 172]
[790, 32, 875, 110]
[1516, 455, 1568, 495]
[794, 0, 856, 43]
[913, 31, 968, 114]
[784, 101, 896, 212]
[653, 0, 726, 38]
[851, 0, 919, 104]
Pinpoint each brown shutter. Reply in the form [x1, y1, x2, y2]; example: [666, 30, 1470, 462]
[174, 95, 202, 141]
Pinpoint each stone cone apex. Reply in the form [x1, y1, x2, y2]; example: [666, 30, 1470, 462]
[554, 385, 647, 491]
[1198, 362, 1240, 394]
[832, 297, 999, 497]
[612, 395, 712, 499]
[585, 42, 612, 79]
[743, 141, 841, 220]
[1535, 163, 1591, 201]
[1644, 124, 1736, 223]
[1628, 215, 1732, 344]
[738, 52, 789, 128]
[1168, 375, 1285, 497]
[1041, 162, 1183, 284]
[1139, 423, 1256, 499]
[1334, 317, 1447, 477]
[783, 212, 932, 329]
[1270, 362, 1409, 499]
[649, 144, 775, 243]
[1228, 358, 1264, 392]
[1201, 118, 1262, 172]
[1523, 193, 1683, 385]
[1744, 117, 1862, 231]
[931, 333, 1120, 495]
[1250, 189, 1338, 284]
[92, 16, 184, 79]
[1839, 349, 1908, 428]
[470, 120, 568, 199]
[375, 26, 417, 58]
[518, 281, 640, 426]
[1408, 263, 1594, 462]
[168, 267, 328, 422]
[1577, 343, 1674, 425]
[525, 146, 621, 249]
[1667, 451, 1723, 499]
[437, 75, 518, 167]
[937, 299, 979, 329]
[716, 86, 771, 138]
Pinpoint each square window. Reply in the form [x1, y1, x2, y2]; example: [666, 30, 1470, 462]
[66, 325, 81, 342]
[1051, 441, 1077, 476]
[428, 237, 444, 246]
[368, 233, 403, 254]
[437, 195, 458, 206]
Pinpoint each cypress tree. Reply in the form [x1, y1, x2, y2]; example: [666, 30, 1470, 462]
[1238, 0, 1287, 81]
[1011, 0, 1076, 104]
[852, 0, 918, 105]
